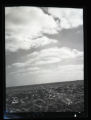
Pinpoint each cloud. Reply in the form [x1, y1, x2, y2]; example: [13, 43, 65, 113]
[5, 7, 83, 52]
[9, 66, 40, 75]
[35, 57, 61, 65]
[5, 7, 59, 33]
[9, 47, 83, 70]
[5, 7, 59, 52]
[7, 61, 83, 86]
[30, 36, 57, 47]
[48, 8, 83, 29]
[29, 47, 83, 58]
[6, 46, 83, 86]
[30, 47, 83, 65]
[5, 7, 84, 87]
[11, 62, 27, 67]
[6, 35, 58, 52]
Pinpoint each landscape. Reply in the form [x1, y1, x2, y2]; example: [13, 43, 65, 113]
[6, 80, 84, 113]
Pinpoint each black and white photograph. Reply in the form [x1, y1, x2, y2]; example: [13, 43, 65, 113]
[5, 7, 84, 114]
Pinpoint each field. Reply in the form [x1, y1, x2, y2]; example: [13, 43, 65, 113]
[6, 80, 84, 112]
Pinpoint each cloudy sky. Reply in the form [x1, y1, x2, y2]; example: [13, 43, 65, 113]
[5, 7, 84, 87]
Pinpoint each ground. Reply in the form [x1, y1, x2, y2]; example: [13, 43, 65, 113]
[6, 80, 84, 112]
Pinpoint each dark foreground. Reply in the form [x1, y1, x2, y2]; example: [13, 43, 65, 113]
[6, 80, 84, 112]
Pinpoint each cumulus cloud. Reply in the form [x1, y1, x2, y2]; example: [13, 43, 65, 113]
[9, 47, 83, 69]
[5, 7, 83, 52]
[5, 7, 59, 33]
[35, 57, 61, 65]
[28, 47, 83, 65]
[5, 7, 60, 52]
[6, 46, 83, 86]
[48, 8, 83, 29]
[6, 35, 58, 52]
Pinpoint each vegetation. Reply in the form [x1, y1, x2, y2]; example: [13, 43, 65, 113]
[6, 80, 84, 112]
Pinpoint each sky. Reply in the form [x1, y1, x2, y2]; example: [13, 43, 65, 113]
[5, 7, 84, 87]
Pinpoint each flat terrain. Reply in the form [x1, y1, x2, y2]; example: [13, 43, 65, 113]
[6, 80, 84, 112]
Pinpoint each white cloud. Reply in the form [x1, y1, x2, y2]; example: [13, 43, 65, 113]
[48, 8, 83, 29]
[35, 57, 61, 65]
[32, 47, 83, 65]
[9, 66, 40, 75]
[6, 48, 84, 86]
[6, 35, 58, 52]
[10, 47, 83, 69]
[31, 36, 57, 48]
[5, 7, 83, 52]
[11, 62, 27, 67]
[5, 7, 59, 52]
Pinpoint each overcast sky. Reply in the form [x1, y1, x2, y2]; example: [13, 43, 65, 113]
[5, 7, 84, 87]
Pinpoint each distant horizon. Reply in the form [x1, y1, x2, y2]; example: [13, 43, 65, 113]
[6, 79, 84, 88]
